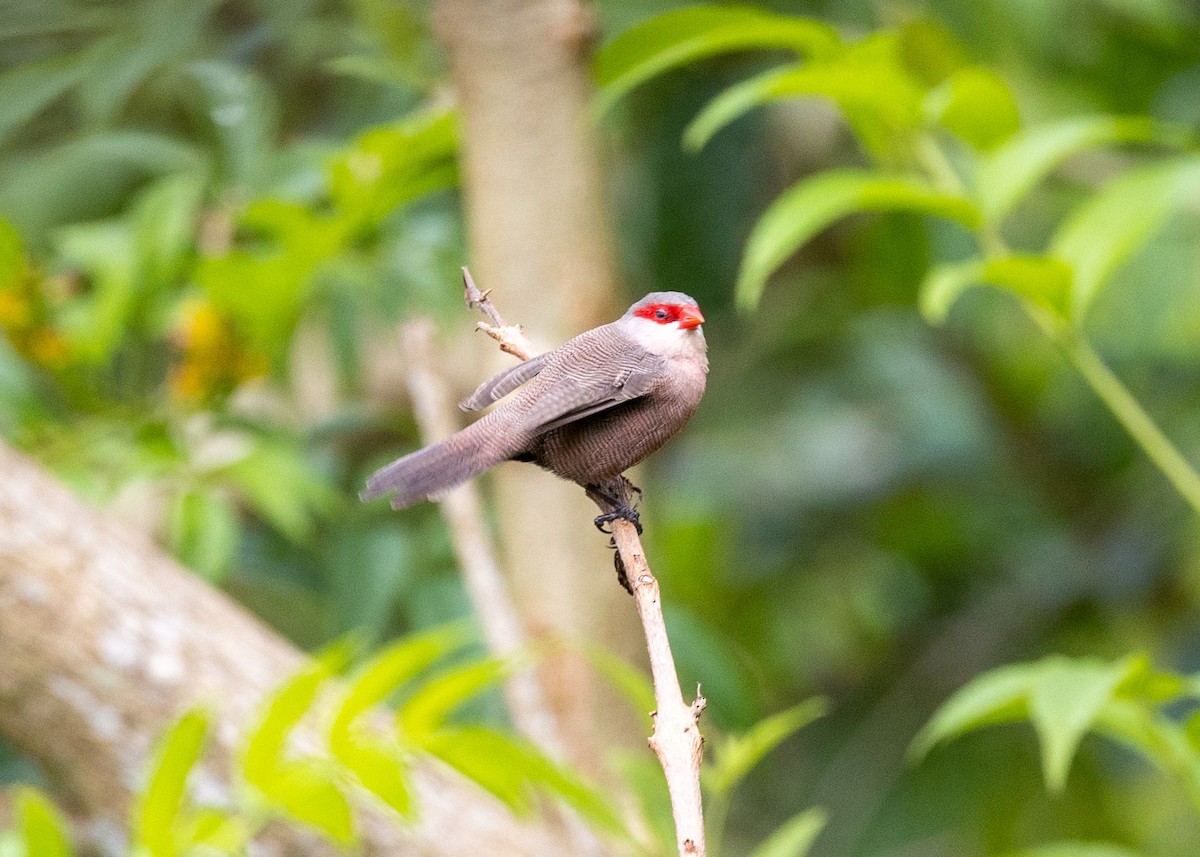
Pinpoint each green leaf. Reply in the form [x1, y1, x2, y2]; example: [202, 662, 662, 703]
[1093, 698, 1200, 811]
[0, 219, 27, 288]
[0, 52, 92, 147]
[328, 107, 458, 232]
[910, 662, 1037, 760]
[220, 439, 337, 543]
[580, 643, 656, 716]
[169, 487, 239, 583]
[684, 34, 925, 155]
[195, 200, 345, 358]
[184, 61, 277, 189]
[421, 727, 622, 832]
[330, 622, 472, 744]
[1050, 156, 1200, 320]
[737, 169, 979, 309]
[130, 172, 206, 295]
[422, 727, 534, 813]
[705, 698, 828, 797]
[53, 220, 137, 363]
[13, 788, 73, 857]
[1000, 843, 1147, 857]
[746, 807, 827, 857]
[1028, 656, 1139, 792]
[399, 656, 510, 740]
[593, 6, 840, 116]
[976, 115, 1170, 225]
[133, 708, 211, 857]
[265, 761, 355, 845]
[919, 254, 1073, 325]
[242, 642, 352, 788]
[336, 737, 413, 818]
[925, 66, 1020, 150]
[612, 750, 675, 854]
[0, 132, 201, 238]
[176, 807, 251, 854]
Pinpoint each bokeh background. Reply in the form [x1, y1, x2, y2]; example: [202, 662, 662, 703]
[3, 1, 1200, 855]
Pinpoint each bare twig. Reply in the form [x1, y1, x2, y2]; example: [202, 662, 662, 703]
[460, 270, 707, 857]
[464, 267, 534, 361]
[401, 318, 564, 756]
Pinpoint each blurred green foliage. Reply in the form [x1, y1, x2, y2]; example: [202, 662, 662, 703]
[4, 1, 1200, 856]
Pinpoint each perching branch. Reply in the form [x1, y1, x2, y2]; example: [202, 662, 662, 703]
[459, 268, 708, 857]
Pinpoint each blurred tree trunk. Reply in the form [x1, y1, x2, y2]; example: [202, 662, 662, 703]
[434, 0, 643, 770]
[0, 442, 570, 857]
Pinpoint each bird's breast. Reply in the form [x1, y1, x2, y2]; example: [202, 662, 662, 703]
[530, 357, 706, 484]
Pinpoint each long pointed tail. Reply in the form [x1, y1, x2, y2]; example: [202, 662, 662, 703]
[360, 418, 519, 508]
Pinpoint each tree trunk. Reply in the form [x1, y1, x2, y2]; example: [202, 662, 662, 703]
[433, 0, 643, 773]
[0, 441, 569, 857]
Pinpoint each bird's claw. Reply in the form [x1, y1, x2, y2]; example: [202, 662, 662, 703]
[593, 506, 643, 536]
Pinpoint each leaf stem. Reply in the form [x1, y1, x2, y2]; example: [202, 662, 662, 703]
[916, 133, 1200, 517]
[1058, 334, 1200, 516]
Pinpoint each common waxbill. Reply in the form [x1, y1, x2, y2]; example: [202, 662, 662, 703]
[361, 292, 708, 523]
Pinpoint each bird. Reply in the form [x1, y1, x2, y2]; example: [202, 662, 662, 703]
[361, 292, 708, 531]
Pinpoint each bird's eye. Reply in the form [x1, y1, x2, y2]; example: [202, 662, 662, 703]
[654, 308, 669, 320]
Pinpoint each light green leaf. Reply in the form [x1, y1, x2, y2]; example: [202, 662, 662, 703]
[1050, 156, 1200, 320]
[910, 662, 1036, 760]
[580, 643, 656, 716]
[169, 487, 239, 583]
[266, 761, 355, 845]
[331, 623, 472, 739]
[977, 115, 1171, 225]
[131, 172, 206, 295]
[919, 254, 1073, 325]
[176, 807, 251, 854]
[242, 642, 352, 788]
[1000, 843, 1147, 857]
[421, 727, 622, 832]
[335, 737, 413, 818]
[705, 698, 828, 797]
[53, 220, 137, 363]
[399, 657, 510, 740]
[1029, 656, 1139, 792]
[593, 6, 840, 116]
[14, 788, 74, 857]
[328, 107, 458, 232]
[925, 66, 1020, 150]
[422, 727, 534, 813]
[738, 169, 979, 309]
[746, 807, 827, 857]
[612, 750, 675, 855]
[133, 708, 211, 857]
[684, 34, 924, 155]
[1093, 698, 1200, 811]
[220, 439, 337, 543]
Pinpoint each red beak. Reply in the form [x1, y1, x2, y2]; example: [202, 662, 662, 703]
[678, 306, 705, 330]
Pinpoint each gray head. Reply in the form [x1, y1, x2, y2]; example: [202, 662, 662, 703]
[617, 292, 707, 357]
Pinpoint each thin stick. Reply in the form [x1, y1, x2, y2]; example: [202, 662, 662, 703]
[463, 267, 534, 361]
[401, 319, 565, 755]
[611, 519, 707, 857]
[460, 267, 707, 857]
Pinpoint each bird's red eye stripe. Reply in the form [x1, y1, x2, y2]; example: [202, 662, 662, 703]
[634, 304, 681, 324]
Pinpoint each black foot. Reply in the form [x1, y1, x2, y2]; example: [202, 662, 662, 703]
[593, 506, 643, 536]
